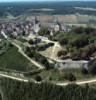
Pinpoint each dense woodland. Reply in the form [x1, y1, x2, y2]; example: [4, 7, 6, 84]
[49, 27, 96, 60]
[0, 78, 96, 100]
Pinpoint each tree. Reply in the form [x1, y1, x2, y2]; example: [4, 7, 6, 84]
[35, 75, 42, 82]
[38, 27, 50, 36]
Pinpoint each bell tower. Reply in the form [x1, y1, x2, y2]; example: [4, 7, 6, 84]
[33, 16, 40, 34]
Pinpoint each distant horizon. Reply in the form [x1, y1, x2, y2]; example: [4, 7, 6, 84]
[0, 0, 96, 3]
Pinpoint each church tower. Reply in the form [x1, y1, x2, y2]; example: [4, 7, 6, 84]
[33, 16, 41, 34]
[53, 16, 61, 32]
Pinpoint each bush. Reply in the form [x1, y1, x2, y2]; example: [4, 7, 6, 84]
[64, 73, 76, 82]
[48, 43, 54, 47]
[81, 67, 88, 75]
[28, 39, 34, 44]
[70, 50, 82, 60]
[70, 36, 89, 48]
[82, 44, 96, 57]
[71, 49, 90, 60]
[59, 38, 68, 45]
[57, 50, 67, 57]
[88, 59, 96, 75]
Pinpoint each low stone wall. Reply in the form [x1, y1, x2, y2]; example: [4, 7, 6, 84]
[55, 60, 88, 69]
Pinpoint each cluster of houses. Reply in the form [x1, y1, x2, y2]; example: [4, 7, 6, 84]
[49, 21, 70, 36]
[0, 16, 70, 38]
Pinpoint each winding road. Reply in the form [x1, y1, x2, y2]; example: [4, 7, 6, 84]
[10, 40, 45, 69]
[1, 34, 96, 87]
[1, 31, 45, 70]
[0, 72, 96, 86]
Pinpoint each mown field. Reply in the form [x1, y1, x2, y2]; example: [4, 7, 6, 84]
[0, 46, 37, 72]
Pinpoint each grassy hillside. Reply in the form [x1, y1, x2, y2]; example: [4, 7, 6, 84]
[0, 46, 37, 72]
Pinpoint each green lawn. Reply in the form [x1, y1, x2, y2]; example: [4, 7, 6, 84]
[0, 46, 37, 72]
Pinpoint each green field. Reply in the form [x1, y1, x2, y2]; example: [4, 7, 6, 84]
[0, 46, 37, 72]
